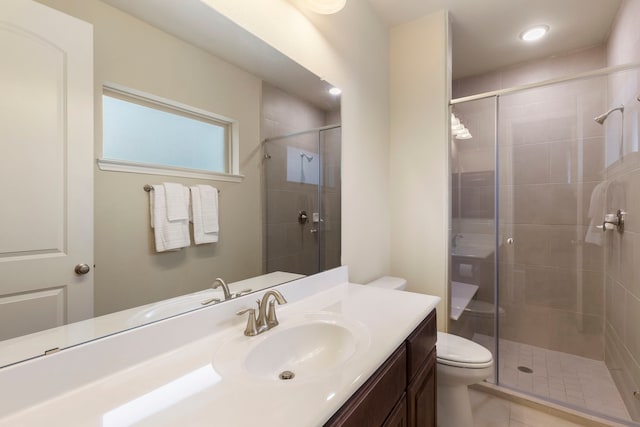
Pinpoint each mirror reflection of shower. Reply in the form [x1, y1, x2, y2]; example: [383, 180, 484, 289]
[300, 152, 314, 183]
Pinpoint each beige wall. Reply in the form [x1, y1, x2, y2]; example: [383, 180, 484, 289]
[453, 45, 606, 99]
[201, 0, 392, 284]
[603, 0, 640, 419]
[606, 0, 640, 67]
[37, 0, 264, 314]
[389, 12, 451, 328]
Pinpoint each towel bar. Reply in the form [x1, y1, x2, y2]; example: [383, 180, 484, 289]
[144, 184, 219, 193]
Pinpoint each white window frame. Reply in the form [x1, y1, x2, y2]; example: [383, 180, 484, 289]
[97, 83, 242, 182]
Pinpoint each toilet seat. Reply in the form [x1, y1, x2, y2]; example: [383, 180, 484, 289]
[436, 332, 493, 369]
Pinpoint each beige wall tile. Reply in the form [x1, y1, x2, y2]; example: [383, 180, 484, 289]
[513, 144, 550, 185]
[624, 292, 640, 365]
[607, 278, 627, 338]
[512, 225, 549, 266]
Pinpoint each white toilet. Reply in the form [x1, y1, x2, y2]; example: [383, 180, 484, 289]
[435, 331, 493, 427]
[366, 276, 494, 427]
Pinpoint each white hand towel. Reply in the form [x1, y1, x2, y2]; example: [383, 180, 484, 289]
[163, 182, 189, 221]
[198, 185, 219, 233]
[190, 186, 218, 244]
[150, 184, 191, 252]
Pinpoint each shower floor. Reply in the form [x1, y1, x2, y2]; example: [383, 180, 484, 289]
[473, 334, 632, 423]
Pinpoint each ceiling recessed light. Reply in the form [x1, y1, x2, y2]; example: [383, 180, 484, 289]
[329, 87, 342, 96]
[520, 25, 549, 42]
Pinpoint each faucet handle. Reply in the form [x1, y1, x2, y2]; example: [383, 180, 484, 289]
[200, 297, 221, 306]
[236, 308, 258, 336]
[232, 288, 252, 298]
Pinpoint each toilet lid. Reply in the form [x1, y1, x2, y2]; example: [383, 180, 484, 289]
[436, 332, 493, 368]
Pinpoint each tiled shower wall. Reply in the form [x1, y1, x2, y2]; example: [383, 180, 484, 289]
[261, 82, 341, 275]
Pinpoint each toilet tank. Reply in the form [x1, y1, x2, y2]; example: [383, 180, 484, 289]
[366, 276, 407, 291]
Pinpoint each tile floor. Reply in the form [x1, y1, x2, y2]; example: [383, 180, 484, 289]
[473, 334, 632, 423]
[470, 388, 586, 427]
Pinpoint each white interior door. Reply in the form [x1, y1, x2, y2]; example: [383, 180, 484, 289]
[0, 0, 93, 341]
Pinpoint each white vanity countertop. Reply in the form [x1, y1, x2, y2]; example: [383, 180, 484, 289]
[0, 271, 304, 368]
[0, 268, 439, 427]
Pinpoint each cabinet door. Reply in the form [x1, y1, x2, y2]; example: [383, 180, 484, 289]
[406, 310, 436, 382]
[407, 349, 436, 427]
[324, 346, 406, 427]
[382, 395, 407, 427]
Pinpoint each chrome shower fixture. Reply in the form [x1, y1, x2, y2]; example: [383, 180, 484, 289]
[594, 105, 624, 124]
[300, 153, 314, 162]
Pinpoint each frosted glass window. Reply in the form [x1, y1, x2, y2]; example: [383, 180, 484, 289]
[102, 91, 230, 173]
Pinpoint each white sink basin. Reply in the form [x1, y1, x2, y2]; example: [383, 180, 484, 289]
[213, 312, 370, 382]
[127, 289, 224, 326]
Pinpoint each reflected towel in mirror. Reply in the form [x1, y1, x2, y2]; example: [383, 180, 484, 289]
[163, 182, 189, 220]
[198, 185, 219, 233]
[150, 184, 191, 252]
[190, 185, 219, 244]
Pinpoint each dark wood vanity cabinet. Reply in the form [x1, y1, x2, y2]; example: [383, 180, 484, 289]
[325, 311, 436, 427]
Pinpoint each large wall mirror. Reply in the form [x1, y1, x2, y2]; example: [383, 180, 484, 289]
[0, 0, 341, 368]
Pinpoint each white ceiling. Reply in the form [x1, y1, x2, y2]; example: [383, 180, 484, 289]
[101, 0, 340, 111]
[366, 0, 623, 79]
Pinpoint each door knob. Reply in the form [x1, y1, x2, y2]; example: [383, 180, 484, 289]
[74, 264, 91, 275]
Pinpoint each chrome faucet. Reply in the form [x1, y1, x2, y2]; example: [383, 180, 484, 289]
[236, 289, 287, 336]
[212, 277, 231, 300]
[452, 233, 463, 249]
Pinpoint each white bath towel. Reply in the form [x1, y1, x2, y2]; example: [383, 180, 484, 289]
[150, 184, 191, 252]
[190, 186, 219, 244]
[585, 181, 607, 246]
[198, 185, 219, 233]
[163, 182, 189, 221]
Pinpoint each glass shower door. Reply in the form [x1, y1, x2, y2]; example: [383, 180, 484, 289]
[496, 73, 633, 422]
[452, 66, 640, 425]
